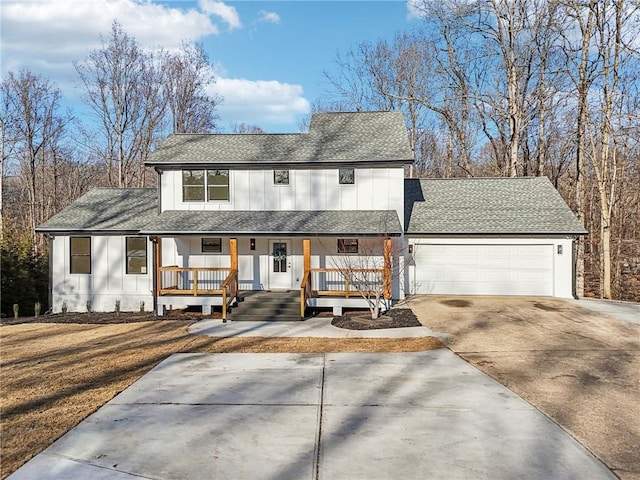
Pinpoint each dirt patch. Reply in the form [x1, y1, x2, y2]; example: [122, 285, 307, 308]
[0, 309, 214, 326]
[533, 302, 563, 312]
[0, 319, 442, 479]
[331, 308, 422, 330]
[440, 299, 472, 308]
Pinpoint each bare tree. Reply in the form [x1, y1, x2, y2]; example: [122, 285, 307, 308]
[75, 21, 166, 187]
[163, 42, 221, 134]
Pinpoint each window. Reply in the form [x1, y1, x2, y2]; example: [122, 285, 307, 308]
[274, 169, 289, 185]
[183, 170, 205, 201]
[339, 168, 355, 185]
[207, 170, 229, 200]
[70, 237, 91, 274]
[182, 170, 229, 201]
[338, 238, 359, 253]
[202, 237, 222, 253]
[126, 237, 147, 274]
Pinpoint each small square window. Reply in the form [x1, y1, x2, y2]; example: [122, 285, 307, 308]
[339, 168, 355, 185]
[202, 238, 222, 253]
[274, 169, 289, 185]
[337, 238, 359, 254]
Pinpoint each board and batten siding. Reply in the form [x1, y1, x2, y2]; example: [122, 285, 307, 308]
[50, 235, 153, 313]
[159, 167, 405, 225]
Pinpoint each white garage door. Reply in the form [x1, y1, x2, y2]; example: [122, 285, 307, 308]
[414, 244, 554, 296]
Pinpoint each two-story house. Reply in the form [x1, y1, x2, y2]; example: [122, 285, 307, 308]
[37, 111, 586, 317]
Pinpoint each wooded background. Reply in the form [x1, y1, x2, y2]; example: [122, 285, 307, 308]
[2, 0, 639, 316]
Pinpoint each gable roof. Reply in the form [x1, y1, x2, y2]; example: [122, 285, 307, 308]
[146, 111, 414, 167]
[405, 177, 587, 235]
[141, 210, 401, 236]
[36, 188, 157, 233]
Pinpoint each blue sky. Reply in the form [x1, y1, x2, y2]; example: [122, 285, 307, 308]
[1, 0, 421, 132]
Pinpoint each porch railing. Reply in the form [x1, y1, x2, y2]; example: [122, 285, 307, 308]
[300, 267, 390, 315]
[158, 266, 238, 321]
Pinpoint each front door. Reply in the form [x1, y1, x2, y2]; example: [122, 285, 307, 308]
[269, 240, 292, 290]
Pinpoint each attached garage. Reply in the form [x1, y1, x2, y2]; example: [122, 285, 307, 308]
[404, 177, 588, 299]
[413, 243, 554, 296]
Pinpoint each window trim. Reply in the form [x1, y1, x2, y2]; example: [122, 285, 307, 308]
[70, 236, 91, 274]
[202, 237, 223, 253]
[339, 168, 355, 185]
[126, 237, 148, 275]
[337, 238, 359, 254]
[273, 169, 290, 185]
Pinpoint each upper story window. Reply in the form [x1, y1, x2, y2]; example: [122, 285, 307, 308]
[70, 237, 91, 274]
[337, 238, 359, 254]
[126, 237, 147, 274]
[182, 170, 229, 201]
[339, 168, 355, 185]
[273, 169, 289, 185]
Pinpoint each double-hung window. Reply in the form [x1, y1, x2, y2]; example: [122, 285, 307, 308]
[70, 237, 91, 274]
[126, 237, 147, 274]
[182, 170, 229, 201]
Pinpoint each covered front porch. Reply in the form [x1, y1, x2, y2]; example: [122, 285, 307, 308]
[151, 236, 394, 320]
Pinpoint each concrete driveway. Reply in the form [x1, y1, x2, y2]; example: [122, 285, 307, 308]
[9, 350, 615, 480]
[407, 296, 640, 480]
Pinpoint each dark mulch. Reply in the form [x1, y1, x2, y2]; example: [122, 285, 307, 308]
[0, 308, 217, 326]
[331, 308, 422, 330]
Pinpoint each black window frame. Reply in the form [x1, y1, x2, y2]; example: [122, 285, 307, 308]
[182, 169, 230, 202]
[126, 237, 148, 275]
[337, 238, 359, 254]
[273, 169, 290, 185]
[70, 236, 91, 274]
[339, 168, 355, 185]
[202, 237, 223, 253]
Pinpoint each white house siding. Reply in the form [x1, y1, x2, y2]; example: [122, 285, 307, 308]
[408, 237, 574, 299]
[159, 167, 405, 227]
[50, 235, 153, 313]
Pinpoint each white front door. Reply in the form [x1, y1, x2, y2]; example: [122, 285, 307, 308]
[269, 240, 292, 290]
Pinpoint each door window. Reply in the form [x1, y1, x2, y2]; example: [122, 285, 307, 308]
[272, 242, 287, 273]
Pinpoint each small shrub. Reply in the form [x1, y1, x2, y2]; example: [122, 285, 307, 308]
[86, 300, 92, 313]
[13, 304, 19, 319]
[139, 301, 145, 313]
[61, 302, 68, 316]
[34, 302, 41, 318]
[115, 299, 121, 316]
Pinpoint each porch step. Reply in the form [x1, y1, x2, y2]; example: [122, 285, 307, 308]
[229, 290, 305, 321]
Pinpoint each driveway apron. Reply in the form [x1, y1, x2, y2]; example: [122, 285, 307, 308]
[9, 351, 615, 480]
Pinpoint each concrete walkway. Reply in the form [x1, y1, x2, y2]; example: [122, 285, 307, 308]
[189, 316, 434, 338]
[570, 298, 640, 325]
[10, 350, 615, 480]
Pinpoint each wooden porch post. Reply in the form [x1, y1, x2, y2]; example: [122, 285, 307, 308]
[303, 238, 310, 273]
[155, 236, 162, 293]
[230, 238, 238, 271]
[383, 238, 392, 300]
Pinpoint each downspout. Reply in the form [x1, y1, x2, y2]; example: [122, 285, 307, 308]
[572, 236, 578, 299]
[48, 234, 54, 313]
[151, 236, 158, 316]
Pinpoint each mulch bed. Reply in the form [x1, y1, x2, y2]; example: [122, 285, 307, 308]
[2, 307, 422, 331]
[331, 308, 422, 330]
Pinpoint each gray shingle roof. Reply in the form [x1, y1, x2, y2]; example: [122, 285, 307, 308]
[405, 177, 587, 235]
[36, 188, 157, 233]
[146, 111, 414, 166]
[141, 210, 401, 236]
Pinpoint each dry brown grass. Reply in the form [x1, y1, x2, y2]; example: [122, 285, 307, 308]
[0, 320, 442, 479]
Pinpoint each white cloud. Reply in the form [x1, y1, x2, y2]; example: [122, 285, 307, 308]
[258, 10, 281, 24]
[199, 0, 241, 30]
[210, 78, 311, 130]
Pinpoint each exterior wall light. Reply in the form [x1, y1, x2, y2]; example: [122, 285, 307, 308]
[557, 245, 563, 255]
[250, 238, 256, 250]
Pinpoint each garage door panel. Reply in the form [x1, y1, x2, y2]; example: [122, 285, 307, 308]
[414, 244, 554, 296]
